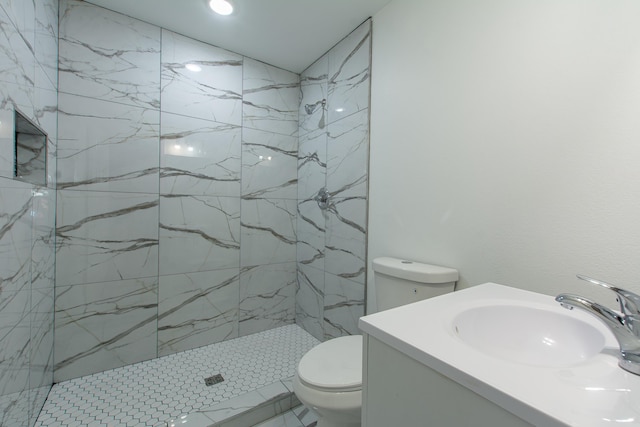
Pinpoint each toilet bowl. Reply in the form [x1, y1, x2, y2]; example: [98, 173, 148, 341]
[293, 257, 459, 427]
[293, 335, 362, 427]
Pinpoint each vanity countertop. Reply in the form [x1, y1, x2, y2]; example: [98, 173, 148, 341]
[358, 283, 640, 426]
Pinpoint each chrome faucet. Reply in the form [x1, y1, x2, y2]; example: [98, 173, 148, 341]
[556, 274, 640, 375]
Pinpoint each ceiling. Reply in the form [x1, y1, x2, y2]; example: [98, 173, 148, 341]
[84, 0, 393, 73]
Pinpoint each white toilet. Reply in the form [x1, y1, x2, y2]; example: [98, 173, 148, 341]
[293, 257, 459, 427]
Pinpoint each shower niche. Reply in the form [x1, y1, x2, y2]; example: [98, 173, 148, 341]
[13, 108, 48, 186]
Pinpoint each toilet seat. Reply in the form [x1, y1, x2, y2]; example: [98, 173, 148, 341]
[297, 335, 363, 392]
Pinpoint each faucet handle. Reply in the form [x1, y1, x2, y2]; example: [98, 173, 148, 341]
[577, 274, 640, 317]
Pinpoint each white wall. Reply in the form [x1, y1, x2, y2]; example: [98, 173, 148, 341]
[368, 0, 640, 310]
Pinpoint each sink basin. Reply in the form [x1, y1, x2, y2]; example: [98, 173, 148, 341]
[452, 304, 606, 367]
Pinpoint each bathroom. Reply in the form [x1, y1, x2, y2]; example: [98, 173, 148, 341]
[2, 0, 640, 425]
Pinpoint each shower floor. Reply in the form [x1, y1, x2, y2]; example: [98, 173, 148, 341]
[35, 324, 319, 427]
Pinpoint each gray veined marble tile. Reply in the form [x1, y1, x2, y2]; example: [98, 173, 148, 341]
[0, 109, 14, 180]
[240, 199, 297, 267]
[0, 82, 35, 180]
[33, 86, 58, 189]
[158, 269, 239, 356]
[0, 390, 29, 427]
[323, 273, 365, 339]
[160, 112, 241, 197]
[0, 0, 35, 45]
[161, 29, 243, 126]
[33, 84, 57, 142]
[295, 263, 325, 342]
[159, 194, 240, 276]
[0, 291, 34, 425]
[239, 263, 296, 336]
[326, 108, 369, 199]
[297, 127, 327, 201]
[15, 132, 46, 185]
[0, 75, 33, 109]
[243, 57, 299, 137]
[31, 188, 55, 290]
[299, 55, 328, 136]
[58, 0, 161, 109]
[29, 286, 54, 423]
[0, 1, 35, 88]
[56, 190, 159, 286]
[0, 290, 30, 396]
[242, 128, 298, 200]
[324, 196, 367, 284]
[57, 93, 160, 193]
[0, 185, 33, 294]
[29, 385, 51, 427]
[54, 277, 159, 381]
[34, 0, 58, 90]
[29, 386, 50, 427]
[296, 199, 325, 272]
[30, 287, 55, 367]
[327, 20, 371, 124]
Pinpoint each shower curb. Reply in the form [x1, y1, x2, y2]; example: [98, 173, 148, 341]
[160, 378, 300, 427]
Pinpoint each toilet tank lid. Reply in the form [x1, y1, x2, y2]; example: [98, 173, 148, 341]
[372, 257, 459, 284]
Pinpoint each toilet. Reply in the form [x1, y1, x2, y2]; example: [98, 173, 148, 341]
[293, 257, 459, 427]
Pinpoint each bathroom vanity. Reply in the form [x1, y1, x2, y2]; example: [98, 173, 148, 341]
[359, 283, 640, 426]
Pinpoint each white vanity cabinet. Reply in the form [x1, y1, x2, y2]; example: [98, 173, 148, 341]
[358, 283, 640, 427]
[361, 334, 533, 427]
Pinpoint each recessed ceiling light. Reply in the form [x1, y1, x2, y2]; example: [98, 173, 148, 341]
[209, 0, 233, 15]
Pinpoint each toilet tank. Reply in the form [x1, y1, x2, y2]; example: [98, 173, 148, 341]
[372, 257, 459, 312]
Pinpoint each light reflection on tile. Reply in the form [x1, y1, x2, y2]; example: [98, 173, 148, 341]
[299, 56, 328, 136]
[161, 29, 242, 126]
[242, 128, 297, 200]
[327, 20, 371, 124]
[160, 112, 241, 197]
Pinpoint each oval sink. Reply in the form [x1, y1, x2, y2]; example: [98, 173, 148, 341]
[452, 304, 606, 367]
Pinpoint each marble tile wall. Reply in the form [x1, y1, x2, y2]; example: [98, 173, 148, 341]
[55, 0, 300, 381]
[296, 20, 371, 341]
[55, 0, 161, 383]
[0, 0, 58, 425]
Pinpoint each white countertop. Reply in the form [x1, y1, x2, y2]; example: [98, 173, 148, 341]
[358, 283, 640, 426]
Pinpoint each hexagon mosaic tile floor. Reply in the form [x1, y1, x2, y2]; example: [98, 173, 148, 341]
[35, 324, 319, 427]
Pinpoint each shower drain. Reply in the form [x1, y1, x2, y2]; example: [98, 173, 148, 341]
[204, 374, 225, 386]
